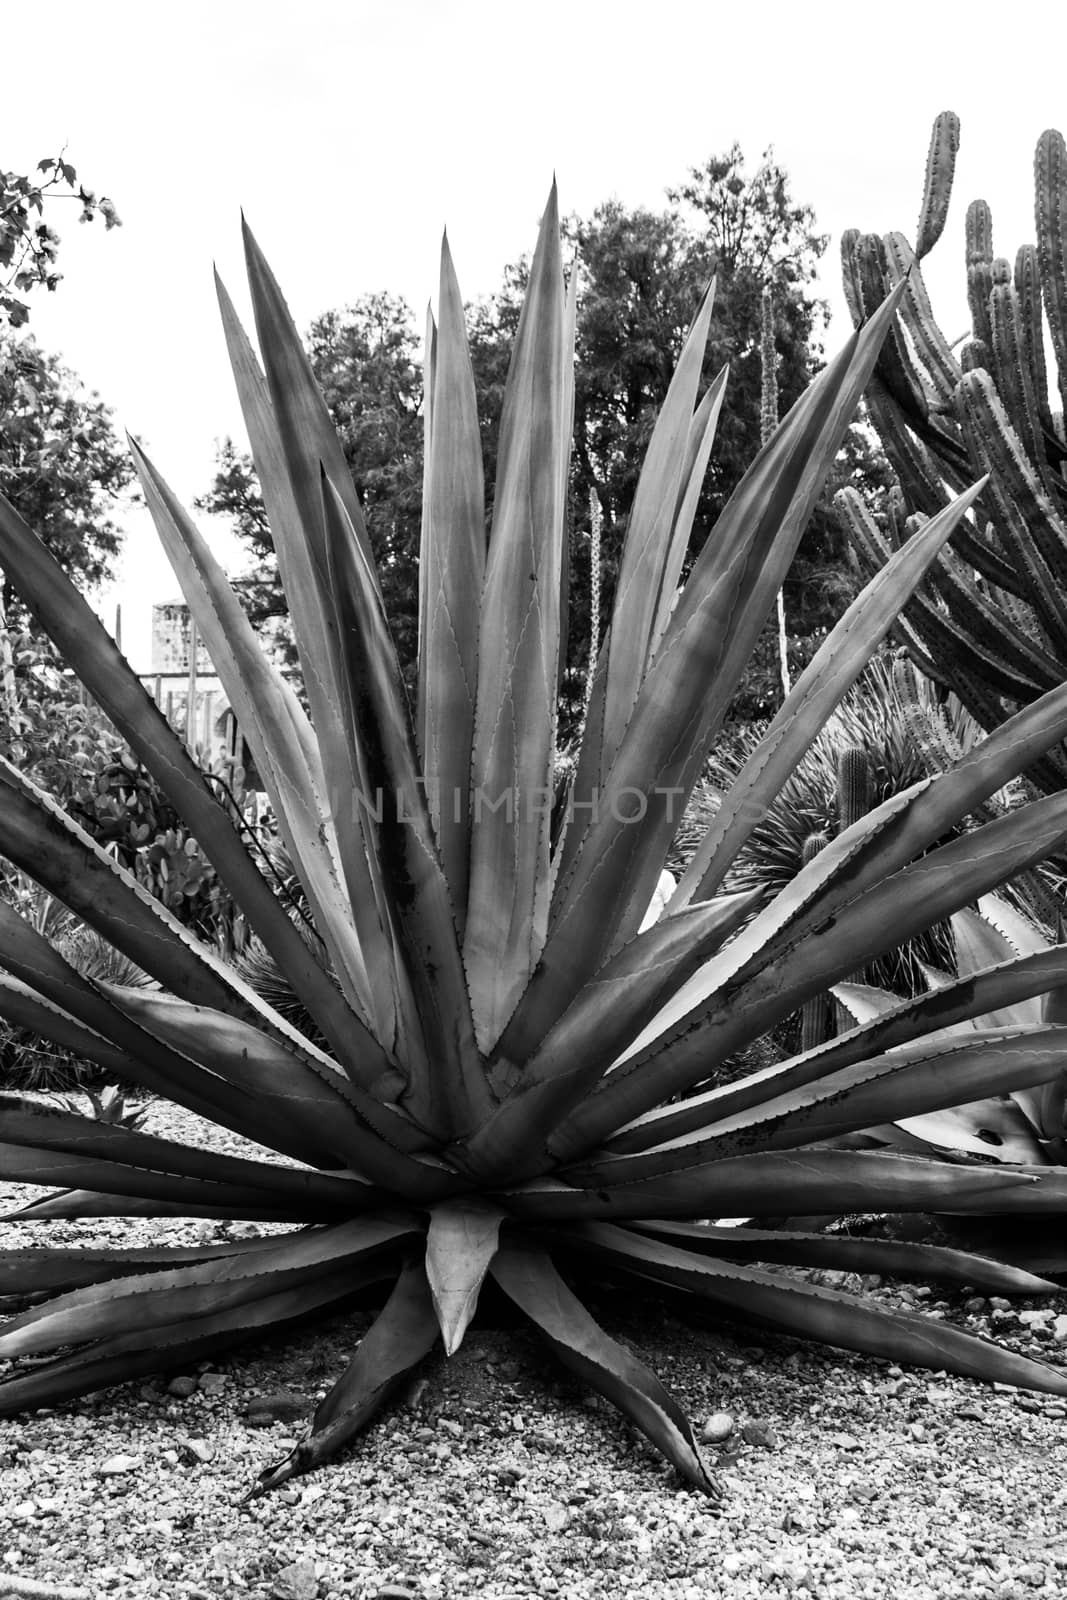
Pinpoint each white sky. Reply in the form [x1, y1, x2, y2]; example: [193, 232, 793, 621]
[4, 0, 1067, 670]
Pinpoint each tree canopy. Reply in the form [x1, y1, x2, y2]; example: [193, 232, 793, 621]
[201, 145, 871, 716]
[0, 332, 132, 612]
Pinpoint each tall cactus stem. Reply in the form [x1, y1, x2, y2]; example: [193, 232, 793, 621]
[916, 111, 960, 260]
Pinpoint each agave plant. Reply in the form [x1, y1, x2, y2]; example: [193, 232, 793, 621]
[835, 892, 1067, 1169]
[6, 192, 1067, 1503]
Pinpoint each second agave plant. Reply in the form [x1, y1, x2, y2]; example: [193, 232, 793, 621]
[3, 187, 1067, 1501]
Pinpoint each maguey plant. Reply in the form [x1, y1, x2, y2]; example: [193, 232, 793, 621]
[5, 191, 1067, 1502]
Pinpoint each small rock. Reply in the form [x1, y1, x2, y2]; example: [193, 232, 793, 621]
[957, 1403, 987, 1422]
[1014, 1395, 1043, 1414]
[197, 1371, 227, 1394]
[829, 1432, 862, 1451]
[741, 1422, 778, 1449]
[167, 1375, 198, 1398]
[963, 1296, 988, 1315]
[244, 1391, 308, 1427]
[543, 1500, 569, 1532]
[702, 1411, 735, 1444]
[373, 1588, 420, 1600]
[1018, 1309, 1053, 1326]
[439, 1418, 463, 1438]
[99, 1453, 141, 1475]
[271, 1556, 319, 1600]
[178, 1437, 215, 1464]
[989, 1297, 1013, 1312]
[1053, 1315, 1067, 1344]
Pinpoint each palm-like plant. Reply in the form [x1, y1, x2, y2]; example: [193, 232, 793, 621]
[5, 194, 1067, 1501]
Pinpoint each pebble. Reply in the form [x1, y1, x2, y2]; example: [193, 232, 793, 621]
[1053, 1315, 1067, 1344]
[829, 1432, 863, 1451]
[741, 1422, 778, 1449]
[243, 1391, 308, 1427]
[270, 1556, 318, 1600]
[167, 1375, 198, 1398]
[702, 1411, 735, 1444]
[197, 1372, 227, 1394]
[98, 1454, 140, 1475]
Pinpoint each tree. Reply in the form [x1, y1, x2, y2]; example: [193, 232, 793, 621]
[1, 154, 120, 327]
[0, 332, 133, 612]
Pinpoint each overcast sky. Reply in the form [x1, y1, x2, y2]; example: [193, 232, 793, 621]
[5, 0, 1066, 669]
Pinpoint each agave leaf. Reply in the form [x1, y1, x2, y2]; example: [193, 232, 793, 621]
[558, 787, 1067, 1161]
[0, 897, 289, 1149]
[320, 475, 487, 1135]
[977, 894, 1050, 959]
[0, 1144, 356, 1214]
[0, 1264, 382, 1418]
[130, 437, 380, 1034]
[0, 971, 148, 1086]
[523, 283, 910, 1057]
[466, 892, 759, 1177]
[490, 1243, 718, 1495]
[417, 235, 485, 930]
[0, 755, 328, 1043]
[3, 1190, 347, 1223]
[598, 280, 718, 778]
[0, 1235, 285, 1297]
[102, 984, 428, 1159]
[951, 908, 1042, 1026]
[573, 1223, 1067, 1394]
[0, 1216, 418, 1359]
[416, 302, 438, 677]
[250, 1256, 439, 1498]
[885, 1101, 1047, 1163]
[0, 1107, 375, 1207]
[649, 366, 730, 659]
[464, 184, 567, 1052]
[502, 1150, 1042, 1224]
[674, 944, 1067, 1141]
[672, 480, 988, 908]
[583, 1028, 1067, 1180]
[216, 269, 408, 1059]
[425, 1200, 504, 1354]
[630, 1220, 1056, 1294]
[0, 490, 362, 1058]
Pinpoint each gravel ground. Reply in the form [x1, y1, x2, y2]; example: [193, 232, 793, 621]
[1, 1099, 1066, 1600]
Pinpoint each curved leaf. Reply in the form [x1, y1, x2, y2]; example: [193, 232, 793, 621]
[249, 1256, 439, 1498]
[490, 1243, 718, 1495]
[573, 1222, 1067, 1395]
[425, 1200, 503, 1354]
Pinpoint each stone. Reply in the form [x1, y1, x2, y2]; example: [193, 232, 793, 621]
[829, 1432, 862, 1451]
[98, 1454, 141, 1475]
[244, 1391, 308, 1427]
[543, 1501, 570, 1532]
[701, 1412, 735, 1444]
[271, 1556, 319, 1600]
[741, 1422, 778, 1449]
[373, 1588, 420, 1600]
[1053, 1315, 1067, 1344]
[197, 1371, 227, 1394]
[166, 1375, 198, 1398]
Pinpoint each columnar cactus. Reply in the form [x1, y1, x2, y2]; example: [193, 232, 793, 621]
[838, 115, 1067, 798]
